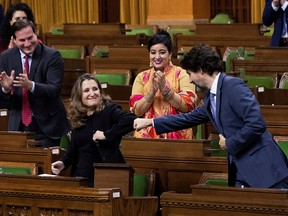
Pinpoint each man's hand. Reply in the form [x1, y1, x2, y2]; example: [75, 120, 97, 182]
[0, 70, 14, 92]
[133, 118, 153, 131]
[13, 68, 33, 91]
[219, 134, 227, 150]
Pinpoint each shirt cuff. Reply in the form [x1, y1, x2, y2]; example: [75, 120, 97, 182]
[152, 118, 155, 127]
[282, 1, 288, 11]
[30, 81, 35, 93]
[1, 87, 11, 94]
[272, 2, 279, 11]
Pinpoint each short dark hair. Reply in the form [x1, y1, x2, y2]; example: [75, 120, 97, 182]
[11, 19, 36, 38]
[147, 29, 173, 53]
[180, 44, 223, 76]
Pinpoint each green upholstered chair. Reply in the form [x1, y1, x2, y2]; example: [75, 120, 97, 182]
[58, 49, 82, 59]
[126, 28, 154, 36]
[210, 12, 235, 24]
[60, 131, 71, 150]
[51, 27, 64, 35]
[0, 162, 37, 175]
[274, 136, 288, 157]
[224, 47, 255, 73]
[91, 46, 109, 58]
[93, 69, 132, 86]
[244, 76, 275, 88]
[199, 172, 228, 187]
[133, 172, 155, 196]
[52, 45, 86, 59]
[96, 74, 127, 86]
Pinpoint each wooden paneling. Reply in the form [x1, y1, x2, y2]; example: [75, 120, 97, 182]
[121, 137, 227, 194]
[161, 185, 288, 215]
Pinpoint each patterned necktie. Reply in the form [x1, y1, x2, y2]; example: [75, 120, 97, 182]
[22, 55, 32, 126]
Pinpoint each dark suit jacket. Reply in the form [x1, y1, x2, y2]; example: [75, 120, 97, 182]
[153, 73, 288, 188]
[0, 43, 70, 139]
[262, 0, 288, 46]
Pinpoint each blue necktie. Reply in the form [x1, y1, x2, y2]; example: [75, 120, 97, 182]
[210, 92, 217, 121]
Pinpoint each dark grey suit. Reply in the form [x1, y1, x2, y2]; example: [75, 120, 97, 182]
[0, 43, 70, 145]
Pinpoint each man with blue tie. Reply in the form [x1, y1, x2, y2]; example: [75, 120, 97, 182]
[134, 44, 288, 189]
[263, 0, 288, 46]
[0, 19, 70, 147]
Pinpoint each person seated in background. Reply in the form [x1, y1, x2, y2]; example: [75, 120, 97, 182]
[134, 44, 288, 189]
[0, 19, 70, 147]
[51, 74, 136, 186]
[129, 30, 198, 139]
[0, 2, 38, 52]
[262, 0, 288, 46]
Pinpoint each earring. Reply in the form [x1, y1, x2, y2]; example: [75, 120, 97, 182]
[149, 61, 153, 67]
[169, 60, 172, 66]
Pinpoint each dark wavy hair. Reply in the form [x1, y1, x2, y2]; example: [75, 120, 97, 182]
[68, 73, 111, 128]
[0, 3, 35, 49]
[147, 29, 173, 53]
[180, 43, 223, 76]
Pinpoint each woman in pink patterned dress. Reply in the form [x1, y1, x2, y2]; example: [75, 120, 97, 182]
[129, 30, 198, 139]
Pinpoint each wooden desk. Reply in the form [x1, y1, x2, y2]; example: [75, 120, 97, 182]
[0, 173, 88, 187]
[175, 34, 270, 58]
[0, 109, 9, 131]
[232, 59, 288, 77]
[161, 185, 288, 215]
[0, 175, 158, 216]
[253, 87, 288, 105]
[0, 131, 34, 148]
[0, 146, 66, 174]
[63, 23, 126, 35]
[44, 34, 150, 53]
[202, 105, 288, 139]
[121, 137, 227, 194]
[196, 23, 263, 36]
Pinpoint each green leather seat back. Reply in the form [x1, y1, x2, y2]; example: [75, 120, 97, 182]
[95, 74, 127, 85]
[278, 141, 288, 157]
[211, 13, 234, 24]
[133, 173, 149, 196]
[126, 29, 154, 36]
[245, 76, 275, 88]
[58, 49, 82, 59]
[0, 167, 33, 175]
[206, 178, 228, 186]
[60, 133, 71, 150]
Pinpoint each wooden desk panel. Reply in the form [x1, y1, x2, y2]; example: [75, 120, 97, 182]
[0, 180, 158, 216]
[161, 185, 288, 216]
[0, 174, 88, 187]
[121, 137, 227, 194]
[0, 131, 34, 148]
[0, 147, 66, 174]
[196, 23, 263, 37]
[0, 109, 9, 131]
[232, 59, 288, 77]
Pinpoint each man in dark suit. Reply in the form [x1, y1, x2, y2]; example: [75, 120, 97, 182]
[0, 19, 70, 147]
[134, 44, 288, 189]
[262, 0, 288, 46]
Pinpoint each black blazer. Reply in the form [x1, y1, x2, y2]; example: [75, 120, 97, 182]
[61, 102, 136, 183]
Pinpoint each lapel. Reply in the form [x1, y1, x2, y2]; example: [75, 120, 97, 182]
[214, 73, 226, 132]
[29, 43, 42, 80]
